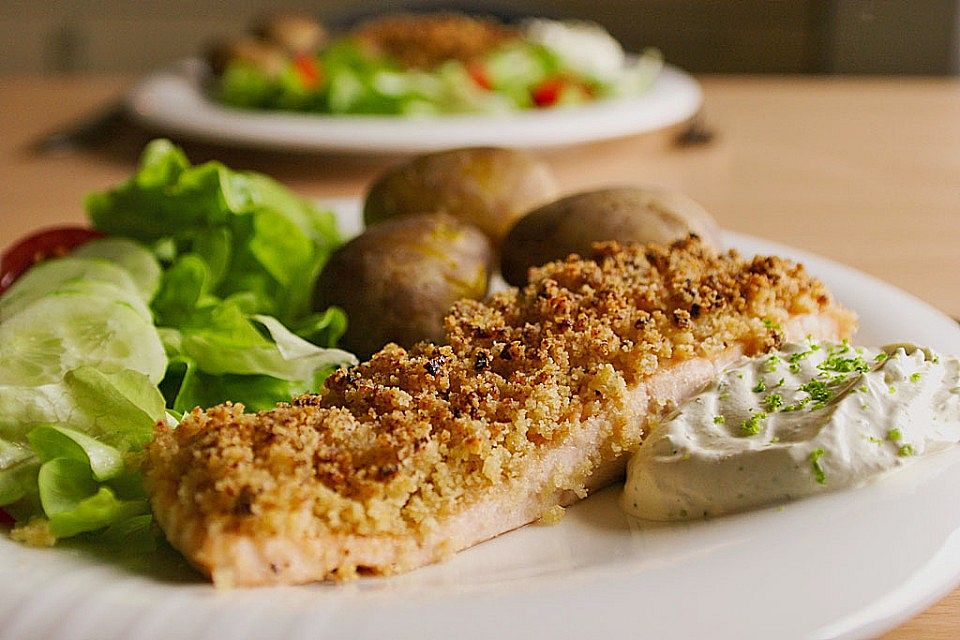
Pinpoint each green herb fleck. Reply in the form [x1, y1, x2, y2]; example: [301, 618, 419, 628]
[856, 384, 868, 393]
[762, 318, 781, 331]
[888, 385, 897, 394]
[717, 381, 729, 400]
[809, 448, 827, 485]
[817, 353, 870, 375]
[763, 394, 784, 412]
[740, 412, 768, 436]
[874, 352, 888, 363]
[898, 444, 915, 457]
[776, 377, 785, 388]
[868, 436, 883, 444]
[932, 355, 940, 364]
[753, 379, 767, 393]
[788, 348, 816, 373]
[782, 400, 806, 412]
[799, 379, 832, 408]
[713, 415, 726, 425]
[886, 428, 902, 441]
[910, 372, 922, 383]
[763, 355, 780, 373]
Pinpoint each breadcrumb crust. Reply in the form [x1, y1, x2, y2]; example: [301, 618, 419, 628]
[351, 13, 516, 70]
[147, 238, 851, 551]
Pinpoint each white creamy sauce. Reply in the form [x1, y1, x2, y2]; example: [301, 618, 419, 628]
[522, 19, 626, 81]
[622, 341, 960, 520]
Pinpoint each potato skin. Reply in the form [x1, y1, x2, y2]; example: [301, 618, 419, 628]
[500, 187, 723, 286]
[363, 147, 558, 244]
[315, 214, 493, 358]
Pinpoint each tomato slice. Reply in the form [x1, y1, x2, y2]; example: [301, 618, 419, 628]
[0, 226, 105, 295]
[294, 55, 322, 90]
[532, 77, 566, 107]
[467, 63, 492, 91]
[0, 508, 14, 527]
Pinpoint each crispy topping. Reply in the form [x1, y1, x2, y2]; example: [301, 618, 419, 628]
[350, 13, 516, 69]
[146, 238, 848, 540]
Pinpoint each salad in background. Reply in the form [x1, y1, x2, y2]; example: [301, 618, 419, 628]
[0, 140, 355, 546]
[208, 12, 663, 116]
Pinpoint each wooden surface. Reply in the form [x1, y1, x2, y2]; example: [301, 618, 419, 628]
[2, 75, 960, 638]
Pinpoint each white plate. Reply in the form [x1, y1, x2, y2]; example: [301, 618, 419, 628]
[2, 203, 959, 640]
[126, 59, 703, 153]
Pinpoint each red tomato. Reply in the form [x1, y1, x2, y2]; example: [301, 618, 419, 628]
[0, 508, 13, 527]
[0, 226, 105, 295]
[532, 77, 566, 107]
[294, 55, 322, 90]
[467, 63, 492, 90]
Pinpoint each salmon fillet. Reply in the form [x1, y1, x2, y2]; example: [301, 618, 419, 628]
[145, 238, 856, 586]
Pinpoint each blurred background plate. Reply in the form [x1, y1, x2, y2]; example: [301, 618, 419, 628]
[125, 58, 702, 153]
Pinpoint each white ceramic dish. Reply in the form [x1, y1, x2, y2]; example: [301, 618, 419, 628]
[2, 202, 958, 640]
[125, 59, 703, 153]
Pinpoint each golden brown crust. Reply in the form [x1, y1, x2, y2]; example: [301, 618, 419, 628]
[146, 238, 853, 549]
[349, 13, 516, 69]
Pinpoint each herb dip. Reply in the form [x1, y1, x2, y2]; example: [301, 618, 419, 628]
[522, 19, 627, 81]
[622, 341, 960, 520]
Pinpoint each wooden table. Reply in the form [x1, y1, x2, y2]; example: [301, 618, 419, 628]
[2, 75, 959, 638]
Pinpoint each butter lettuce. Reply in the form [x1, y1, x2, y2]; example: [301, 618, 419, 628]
[158, 303, 354, 411]
[0, 140, 353, 545]
[38, 458, 147, 538]
[87, 139, 341, 323]
[0, 366, 165, 539]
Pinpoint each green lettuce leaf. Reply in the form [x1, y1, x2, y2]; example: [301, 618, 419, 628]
[38, 457, 147, 538]
[27, 425, 124, 482]
[63, 367, 166, 451]
[0, 368, 163, 450]
[3, 139, 354, 547]
[288, 306, 348, 347]
[0, 457, 40, 507]
[161, 300, 355, 381]
[86, 139, 341, 324]
[151, 254, 211, 326]
[165, 358, 316, 414]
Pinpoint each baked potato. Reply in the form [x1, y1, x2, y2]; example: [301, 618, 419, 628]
[500, 186, 722, 285]
[315, 214, 493, 358]
[363, 147, 558, 245]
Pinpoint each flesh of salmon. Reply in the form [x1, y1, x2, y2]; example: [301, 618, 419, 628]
[146, 239, 855, 586]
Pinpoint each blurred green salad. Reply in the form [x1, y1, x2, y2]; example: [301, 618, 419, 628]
[0, 139, 355, 546]
[210, 14, 662, 116]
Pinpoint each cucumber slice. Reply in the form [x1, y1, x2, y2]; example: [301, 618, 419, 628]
[0, 293, 167, 386]
[0, 279, 151, 324]
[0, 257, 142, 315]
[72, 238, 162, 301]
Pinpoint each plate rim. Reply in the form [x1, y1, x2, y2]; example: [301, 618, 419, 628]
[125, 58, 703, 153]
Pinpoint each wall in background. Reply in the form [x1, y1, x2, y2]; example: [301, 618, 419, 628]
[1, 0, 957, 75]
